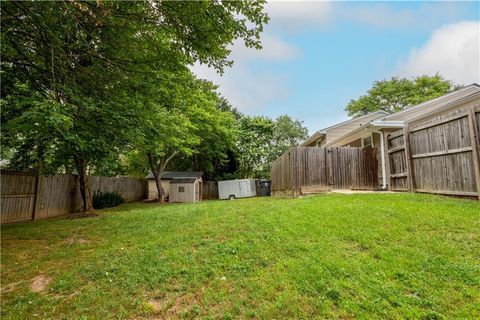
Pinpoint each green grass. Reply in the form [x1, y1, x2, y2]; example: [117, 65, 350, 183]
[1, 193, 479, 319]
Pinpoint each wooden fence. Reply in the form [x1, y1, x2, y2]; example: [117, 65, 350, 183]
[387, 105, 480, 199]
[271, 146, 378, 197]
[202, 181, 219, 199]
[1, 173, 147, 224]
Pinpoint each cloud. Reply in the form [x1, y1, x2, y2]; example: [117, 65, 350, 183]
[341, 2, 469, 30]
[264, 1, 333, 32]
[193, 62, 290, 112]
[192, 34, 298, 111]
[230, 34, 299, 61]
[398, 21, 480, 85]
[264, 1, 473, 32]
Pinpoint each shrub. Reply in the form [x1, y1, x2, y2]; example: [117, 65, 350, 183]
[92, 190, 123, 209]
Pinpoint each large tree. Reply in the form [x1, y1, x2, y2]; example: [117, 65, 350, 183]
[1, 1, 268, 211]
[133, 74, 237, 202]
[345, 75, 456, 117]
[235, 115, 307, 178]
[268, 115, 308, 164]
[170, 95, 240, 180]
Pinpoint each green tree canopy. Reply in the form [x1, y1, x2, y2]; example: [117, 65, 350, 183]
[236, 115, 308, 178]
[345, 75, 456, 117]
[1, 1, 268, 211]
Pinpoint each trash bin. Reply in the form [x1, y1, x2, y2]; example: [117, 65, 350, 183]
[257, 180, 271, 197]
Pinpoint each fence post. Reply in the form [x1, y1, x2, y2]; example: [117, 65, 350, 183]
[292, 147, 300, 198]
[403, 123, 415, 192]
[467, 106, 480, 200]
[327, 148, 333, 188]
[32, 174, 44, 220]
[386, 134, 392, 191]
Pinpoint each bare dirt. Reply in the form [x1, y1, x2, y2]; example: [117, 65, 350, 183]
[30, 275, 52, 293]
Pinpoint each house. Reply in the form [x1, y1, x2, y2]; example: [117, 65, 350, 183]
[301, 83, 480, 189]
[146, 171, 203, 201]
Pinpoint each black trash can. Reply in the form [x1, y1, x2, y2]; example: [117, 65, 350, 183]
[257, 179, 271, 197]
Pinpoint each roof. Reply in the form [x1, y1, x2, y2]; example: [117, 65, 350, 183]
[146, 171, 203, 179]
[324, 83, 480, 147]
[301, 111, 388, 146]
[170, 178, 198, 184]
[382, 84, 480, 122]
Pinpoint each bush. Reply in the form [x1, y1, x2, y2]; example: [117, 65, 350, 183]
[92, 190, 123, 209]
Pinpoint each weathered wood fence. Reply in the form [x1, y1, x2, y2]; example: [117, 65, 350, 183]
[1, 173, 147, 224]
[271, 147, 378, 197]
[387, 105, 480, 199]
[202, 181, 219, 199]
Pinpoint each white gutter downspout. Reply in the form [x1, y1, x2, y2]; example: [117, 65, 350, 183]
[373, 131, 387, 190]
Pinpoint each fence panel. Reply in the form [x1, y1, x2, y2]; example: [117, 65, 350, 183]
[0, 173, 37, 223]
[387, 106, 480, 198]
[387, 132, 409, 191]
[202, 181, 218, 199]
[271, 146, 378, 196]
[37, 174, 78, 219]
[270, 149, 294, 195]
[1, 173, 147, 223]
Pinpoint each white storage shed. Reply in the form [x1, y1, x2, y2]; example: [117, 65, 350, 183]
[169, 178, 201, 203]
[218, 179, 256, 200]
[146, 171, 203, 200]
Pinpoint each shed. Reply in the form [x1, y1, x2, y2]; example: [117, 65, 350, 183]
[169, 178, 200, 203]
[146, 171, 203, 200]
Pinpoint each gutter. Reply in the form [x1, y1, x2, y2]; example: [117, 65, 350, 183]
[372, 131, 387, 190]
[370, 120, 404, 128]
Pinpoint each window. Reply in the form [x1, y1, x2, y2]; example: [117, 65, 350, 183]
[178, 186, 185, 193]
[363, 136, 372, 148]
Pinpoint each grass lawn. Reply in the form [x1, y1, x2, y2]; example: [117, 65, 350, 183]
[1, 193, 479, 319]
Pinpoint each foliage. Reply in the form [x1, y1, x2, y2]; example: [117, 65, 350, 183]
[236, 115, 308, 178]
[131, 73, 238, 201]
[2, 194, 479, 319]
[236, 116, 275, 178]
[269, 115, 308, 164]
[345, 75, 456, 117]
[1, 1, 268, 210]
[92, 190, 123, 209]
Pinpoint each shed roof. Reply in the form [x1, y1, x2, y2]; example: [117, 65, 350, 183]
[170, 178, 197, 184]
[146, 171, 203, 179]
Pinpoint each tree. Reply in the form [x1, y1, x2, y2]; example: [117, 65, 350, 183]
[236, 116, 274, 178]
[345, 75, 456, 117]
[235, 115, 308, 178]
[170, 94, 240, 180]
[1, 1, 268, 211]
[133, 75, 237, 202]
[268, 115, 308, 164]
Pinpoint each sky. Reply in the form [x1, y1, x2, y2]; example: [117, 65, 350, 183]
[193, 1, 480, 135]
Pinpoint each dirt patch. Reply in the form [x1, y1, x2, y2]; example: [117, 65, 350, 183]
[63, 237, 92, 248]
[64, 237, 91, 244]
[30, 275, 52, 293]
[1, 281, 22, 293]
[67, 211, 99, 219]
[53, 290, 80, 300]
[147, 299, 164, 312]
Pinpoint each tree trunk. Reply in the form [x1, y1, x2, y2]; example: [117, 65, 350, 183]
[152, 169, 165, 203]
[147, 151, 178, 203]
[148, 153, 165, 203]
[74, 156, 93, 212]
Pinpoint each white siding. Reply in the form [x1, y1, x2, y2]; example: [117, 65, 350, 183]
[169, 182, 198, 203]
[147, 179, 171, 200]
